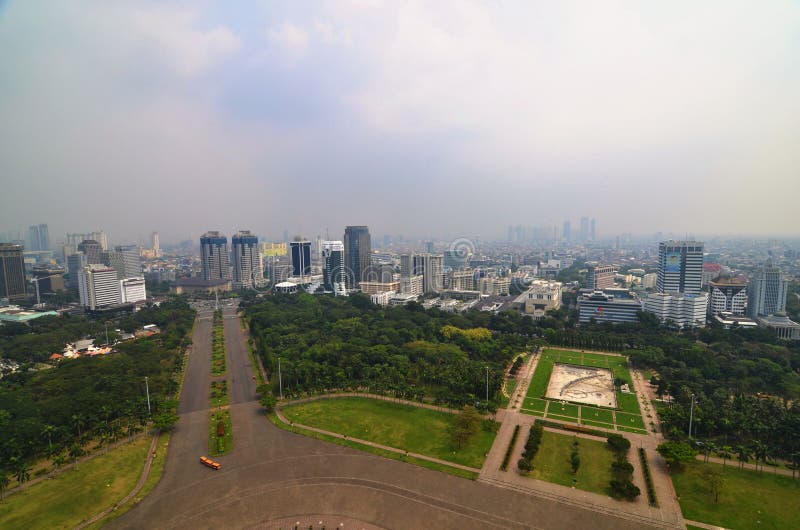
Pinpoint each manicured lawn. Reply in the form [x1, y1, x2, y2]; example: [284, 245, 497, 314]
[528, 430, 615, 495]
[560, 353, 583, 365]
[616, 411, 645, 429]
[582, 353, 610, 365]
[209, 409, 233, 455]
[524, 397, 548, 412]
[282, 397, 497, 468]
[527, 358, 554, 398]
[672, 461, 800, 530]
[0, 435, 153, 529]
[618, 392, 642, 414]
[580, 419, 615, 430]
[617, 426, 647, 434]
[505, 378, 517, 397]
[582, 406, 614, 424]
[549, 402, 579, 418]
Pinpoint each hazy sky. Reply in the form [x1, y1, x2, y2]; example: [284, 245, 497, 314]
[1, 1, 798, 244]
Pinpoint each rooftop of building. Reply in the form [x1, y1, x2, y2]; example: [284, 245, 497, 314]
[709, 276, 747, 287]
[757, 313, 800, 328]
[0, 305, 59, 322]
[175, 277, 231, 287]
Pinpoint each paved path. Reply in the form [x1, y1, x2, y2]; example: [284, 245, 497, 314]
[74, 433, 160, 529]
[684, 520, 727, 529]
[694, 454, 796, 477]
[112, 317, 678, 530]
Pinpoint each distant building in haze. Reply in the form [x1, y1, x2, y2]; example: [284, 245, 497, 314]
[0, 243, 27, 301]
[67, 252, 87, 288]
[344, 226, 371, 287]
[232, 230, 263, 289]
[27, 224, 50, 251]
[104, 245, 141, 280]
[413, 254, 444, 293]
[579, 217, 589, 242]
[78, 239, 103, 265]
[562, 221, 571, 243]
[200, 231, 231, 281]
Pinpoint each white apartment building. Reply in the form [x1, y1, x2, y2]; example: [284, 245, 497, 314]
[78, 265, 122, 310]
[400, 274, 423, 296]
[121, 277, 147, 304]
[479, 276, 510, 296]
[643, 292, 708, 328]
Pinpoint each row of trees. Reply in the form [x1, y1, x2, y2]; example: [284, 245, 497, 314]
[0, 299, 195, 484]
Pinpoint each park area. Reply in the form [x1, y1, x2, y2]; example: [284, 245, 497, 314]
[281, 397, 497, 469]
[527, 430, 616, 495]
[522, 349, 646, 434]
[0, 433, 168, 529]
[672, 461, 800, 530]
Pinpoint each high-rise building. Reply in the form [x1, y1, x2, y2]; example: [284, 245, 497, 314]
[290, 240, 312, 278]
[643, 292, 708, 328]
[232, 230, 263, 289]
[444, 249, 469, 270]
[709, 277, 748, 315]
[78, 265, 122, 310]
[32, 266, 65, 294]
[587, 264, 616, 290]
[656, 240, 704, 295]
[747, 260, 788, 318]
[0, 243, 27, 301]
[590, 218, 596, 241]
[90, 230, 108, 251]
[413, 254, 444, 293]
[78, 239, 103, 265]
[579, 217, 589, 242]
[322, 241, 345, 294]
[152, 232, 161, 257]
[400, 253, 416, 276]
[344, 226, 371, 287]
[104, 245, 141, 280]
[200, 231, 231, 281]
[562, 221, 571, 243]
[67, 252, 86, 288]
[27, 224, 50, 251]
[578, 290, 641, 325]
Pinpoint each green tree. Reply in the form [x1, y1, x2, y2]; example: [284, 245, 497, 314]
[701, 466, 726, 503]
[153, 412, 179, 431]
[0, 471, 9, 500]
[657, 441, 697, 470]
[450, 405, 481, 449]
[259, 394, 277, 413]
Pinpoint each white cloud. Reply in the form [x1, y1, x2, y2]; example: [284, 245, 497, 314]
[267, 22, 310, 56]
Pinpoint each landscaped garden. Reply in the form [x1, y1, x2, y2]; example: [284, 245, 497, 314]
[281, 397, 497, 469]
[211, 311, 226, 376]
[209, 409, 233, 456]
[521, 348, 646, 434]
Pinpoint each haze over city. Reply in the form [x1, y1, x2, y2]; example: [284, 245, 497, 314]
[1, 1, 798, 243]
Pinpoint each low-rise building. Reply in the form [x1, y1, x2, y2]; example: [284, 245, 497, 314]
[479, 276, 510, 296]
[713, 312, 758, 329]
[370, 291, 394, 306]
[577, 290, 641, 325]
[359, 281, 400, 295]
[171, 277, 232, 295]
[757, 313, 800, 340]
[400, 274, 423, 296]
[520, 280, 562, 319]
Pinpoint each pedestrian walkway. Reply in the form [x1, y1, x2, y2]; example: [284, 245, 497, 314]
[684, 519, 727, 530]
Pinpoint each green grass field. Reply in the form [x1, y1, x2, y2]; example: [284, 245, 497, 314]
[581, 406, 614, 424]
[549, 402, 579, 418]
[282, 397, 496, 469]
[672, 461, 800, 530]
[528, 430, 615, 495]
[523, 397, 548, 412]
[0, 435, 154, 529]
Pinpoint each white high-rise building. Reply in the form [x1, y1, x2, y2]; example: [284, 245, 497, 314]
[200, 231, 231, 281]
[708, 278, 747, 315]
[152, 232, 161, 257]
[121, 277, 147, 303]
[232, 230, 263, 289]
[78, 265, 122, 310]
[413, 254, 444, 293]
[322, 241, 346, 294]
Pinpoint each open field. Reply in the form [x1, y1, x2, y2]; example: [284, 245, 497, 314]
[672, 461, 800, 530]
[522, 349, 645, 433]
[282, 397, 497, 468]
[0, 434, 153, 529]
[528, 430, 616, 496]
[545, 363, 616, 407]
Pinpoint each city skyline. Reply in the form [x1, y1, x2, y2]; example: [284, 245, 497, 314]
[1, 1, 799, 242]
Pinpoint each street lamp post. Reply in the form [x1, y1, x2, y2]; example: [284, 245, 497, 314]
[485, 366, 489, 404]
[278, 357, 283, 400]
[145, 376, 152, 417]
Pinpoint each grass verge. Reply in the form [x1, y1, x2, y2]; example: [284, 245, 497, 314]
[281, 397, 496, 469]
[267, 413, 478, 480]
[671, 461, 800, 530]
[0, 435, 152, 529]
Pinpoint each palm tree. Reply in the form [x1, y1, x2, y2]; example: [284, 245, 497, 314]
[735, 444, 751, 470]
[12, 461, 30, 485]
[705, 441, 717, 463]
[719, 446, 733, 468]
[41, 424, 56, 455]
[0, 472, 9, 501]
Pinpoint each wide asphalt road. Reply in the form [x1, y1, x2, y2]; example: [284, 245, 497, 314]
[111, 308, 672, 530]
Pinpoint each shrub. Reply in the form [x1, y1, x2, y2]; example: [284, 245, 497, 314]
[609, 479, 640, 501]
[501, 425, 521, 471]
[216, 421, 225, 437]
[607, 433, 631, 454]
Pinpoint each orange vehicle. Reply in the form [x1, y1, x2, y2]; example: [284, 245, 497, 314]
[200, 456, 221, 470]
